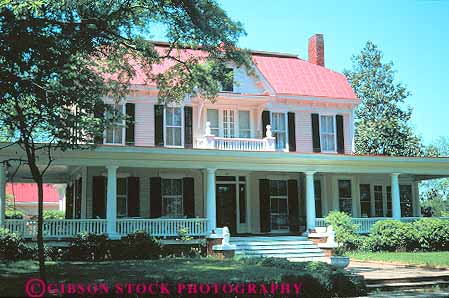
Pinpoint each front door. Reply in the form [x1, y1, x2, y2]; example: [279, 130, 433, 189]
[270, 180, 289, 232]
[216, 184, 237, 234]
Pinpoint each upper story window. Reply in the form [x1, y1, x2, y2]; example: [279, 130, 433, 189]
[223, 110, 235, 138]
[104, 104, 125, 145]
[206, 108, 252, 138]
[165, 106, 183, 147]
[220, 68, 234, 92]
[271, 112, 287, 150]
[162, 179, 183, 217]
[320, 115, 336, 152]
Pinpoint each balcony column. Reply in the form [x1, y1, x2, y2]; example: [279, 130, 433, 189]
[305, 171, 316, 232]
[106, 165, 120, 239]
[391, 173, 401, 220]
[0, 163, 6, 227]
[205, 168, 217, 233]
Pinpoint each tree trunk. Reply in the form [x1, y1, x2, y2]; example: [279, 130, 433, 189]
[36, 178, 46, 280]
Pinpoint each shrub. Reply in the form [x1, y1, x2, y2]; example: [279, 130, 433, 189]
[324, 211, 362, 250]
[241, 258, 367, 298]
[67, 232, 108, 261]
[43, 210, 65, 219]
[412, 218, 449, 251]
[5, 209, 25, 219]
[109, 231, 161, 260]
[365, 220, 416, 252]
[0, 228, 32, 260]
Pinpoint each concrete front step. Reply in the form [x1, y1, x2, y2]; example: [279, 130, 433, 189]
[231, 240, 315, 246]
[236, 252, 325, 258]
[233, 245, 318, 250]
[230, 236, 325, 260]
[235, 248, 323, 255]
[366, 275, 449, 292]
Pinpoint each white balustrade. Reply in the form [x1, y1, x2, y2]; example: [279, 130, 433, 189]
[196, 125, 276, 152]
[116, 218, 209, 237]
[316, 217, 449, 234]
[4, 218, 208, 238]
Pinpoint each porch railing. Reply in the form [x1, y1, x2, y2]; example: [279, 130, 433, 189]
[116, 218, 208, 237]
[315, 217, 449, 234]
[4, 219, 107, 238]
[3, 218, 208, 239]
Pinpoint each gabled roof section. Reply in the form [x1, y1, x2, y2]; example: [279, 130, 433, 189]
[127, 41, 358, 100]
[252, 53, 357, 100]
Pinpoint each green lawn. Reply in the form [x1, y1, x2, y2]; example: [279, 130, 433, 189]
[0, 258, 360, 297]
[348, 251, 449, 268]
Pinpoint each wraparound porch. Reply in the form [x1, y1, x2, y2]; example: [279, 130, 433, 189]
[1, 145, 449, 239]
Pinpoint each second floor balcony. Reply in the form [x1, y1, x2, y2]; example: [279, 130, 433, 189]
[197, 122, 276, 152]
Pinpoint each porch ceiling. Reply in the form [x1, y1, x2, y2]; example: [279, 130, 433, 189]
[1, 143, 449, 177]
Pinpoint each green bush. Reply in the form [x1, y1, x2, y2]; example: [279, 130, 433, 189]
[241, 258, 367, 298]
[67, 232, 108, 261]
[109, 231, 161, 260]
[43, 210, 65, 219]
[412, 218, 449, 251]
[365, 220, 416, 252]
[324, 211, 362, 250]
[5, 209, 25, 219]
[0, 228, 32, 260]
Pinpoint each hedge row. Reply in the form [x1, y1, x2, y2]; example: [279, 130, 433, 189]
[325, 211, 449, 252]
[0, 229, 205, 261]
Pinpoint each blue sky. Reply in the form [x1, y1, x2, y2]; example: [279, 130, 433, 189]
[214, 0, 449, 145]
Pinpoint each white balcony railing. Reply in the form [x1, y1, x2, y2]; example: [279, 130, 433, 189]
[197, 122, 276, 152]
[315, 217, 449, 234]
[4, 218, 208, 239]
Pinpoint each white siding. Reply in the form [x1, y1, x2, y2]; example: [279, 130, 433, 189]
[134, 102, 154, 146]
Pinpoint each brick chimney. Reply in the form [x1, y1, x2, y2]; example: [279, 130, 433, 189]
[308, 34, 325, 67]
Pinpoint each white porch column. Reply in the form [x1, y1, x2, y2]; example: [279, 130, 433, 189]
[391, 173, 401, 220]
[106, 165, 120, 239]
[206, 168, 216, 233]
[305, 171, 316, 232]
[0, 163, 6, 227]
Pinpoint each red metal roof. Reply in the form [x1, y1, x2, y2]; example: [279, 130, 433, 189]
[252, 54, 357, 99]
[6, 183, 60, 203]
[124, 44, 357, 100]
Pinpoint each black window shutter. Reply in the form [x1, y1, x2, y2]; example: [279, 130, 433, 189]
[93, 102, 105, 144]
[336, 115, 345, 154]
[127, 177, 140, 217]
[154, 105, 164, 146]
[183, 177, 195, 218]
[75, 178, 82, 219]
[288, 179, 300, 233]
[288, 112, 296, 152]
[92, 176, 106, 219]
[311, 113, 321, 153]
[65, 184, 74, 219]
[184, 106, 193, 148]
[262, 111, 270, 137]
[259, 179, 270, 233]
[150, 177, 162, 218]
[125, 103, 135, 146]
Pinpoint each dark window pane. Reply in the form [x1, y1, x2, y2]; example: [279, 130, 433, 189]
[216, 176, 236, 182]
[400, 185, 413, 217]
[359, 184, 371, 217]
[338, 180, 352, 198]
[239, 185, 246, 223]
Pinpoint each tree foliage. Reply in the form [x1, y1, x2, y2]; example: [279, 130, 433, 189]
[0, 0, 250, 278]
[421, 137, 449, 217]
[344, 41, 422, 156]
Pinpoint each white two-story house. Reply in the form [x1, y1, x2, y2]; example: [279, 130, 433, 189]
[1, 34, 449, 239]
